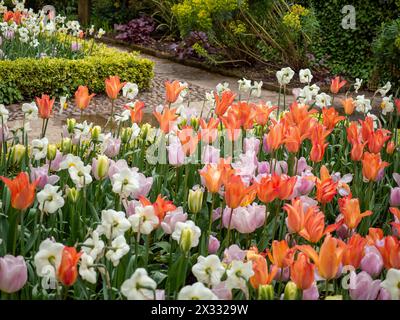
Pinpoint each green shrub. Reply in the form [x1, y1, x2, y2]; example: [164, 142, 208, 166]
[0, 81, 23, 105]
[0, 45, 154, 101]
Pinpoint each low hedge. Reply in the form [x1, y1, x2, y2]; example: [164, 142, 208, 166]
[0, 43, 154, 102]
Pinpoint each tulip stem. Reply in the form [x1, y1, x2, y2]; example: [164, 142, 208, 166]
[208, 193, 216, 244]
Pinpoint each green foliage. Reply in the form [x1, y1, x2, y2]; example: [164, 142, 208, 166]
[0, 81, 23, 105]
[0, 45, 154, 100]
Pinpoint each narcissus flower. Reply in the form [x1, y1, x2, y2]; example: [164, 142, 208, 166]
[192, 255, 225, 287]
[121, 268, 157, 300]
[178, 282, 218, 300]
[0, 172, 38, 210]
[57, 246, 82, 286]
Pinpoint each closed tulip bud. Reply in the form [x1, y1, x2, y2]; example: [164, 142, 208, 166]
[61, 137, 72, 153]
[390, 187, 400, 207]
[188, 188, 203, 214]
[67, 187, 79, 203]
[91, 125, 101, 141]
[258, 284, 274, 300]
[208, 235, 220, 254]
[66, 118, 76, 134]
[140, 123, 152, 140]
[92, 155, 109, 180]
[180, 228, 193, 253]
[386, 141, 395, 154]
[0, 255, 28, 293]
[283, 281, 299, 300]
[10, 144, 26, 164]
[121, 127, 133, 143]
[47, 144, 57, 161]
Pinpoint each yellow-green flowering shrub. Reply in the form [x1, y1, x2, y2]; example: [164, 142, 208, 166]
[0, 44, 154, 100]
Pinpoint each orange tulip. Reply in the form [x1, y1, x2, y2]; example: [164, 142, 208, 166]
[57, 246, 82, 286]
[390, 207, 400, 235]
[361, 152, 389, 182]
[177, 126, 200, 156]
[346, 121, 361, 144]
[74, 85, 95, 110]
[367, 129, 391, 154]
[256, 174, 296, 204]
[366, 228, 384, 245]
[35, 94, 55, 119]
[283, 125, 308, 153]
[283, 198, 306, 233]
[0, 172, 38, 210]
[359, 116, 374, 142]
[322, 107, 345, 130]
[265, 122, 285, 152]
[126, 100, 145, 123]
[224, 175, 255, 209]
[214, 90, 235, 117]
[255, 103, 277, 126]
[316, 166, 338, 204]
[310, 124, 331, 163]
[3, 11, 22, 24]
[153, 107, 179, 134]
[217, 158, 235, 185]
[395, 98, 400, 114]
[342, 233, 367, 269]
[247, 250, 278, 289]
[299, 206, 341, 243]
[290, 253, 315, 290]
[105, 76, 126, 100]
[330, 76, 347, 94]
[341, 98, 355, 115]
[310, 140, 328, 163]
[297, 234, 345, 280]
[165, 80, 186, 104]
[338, 197, 372, 230]
[220, 112, 241, 141]
[199, 118, 220, 143]
[375, 236, 400, 269]
[285, 102, 317, 126]
[350, 140, 365, 161]
[139, 195, 176, 221]
[386, 141, 396, 154]
[199, 164, 223, 193]
[267, 240, 294, 269]
[229, 102, 257, 129]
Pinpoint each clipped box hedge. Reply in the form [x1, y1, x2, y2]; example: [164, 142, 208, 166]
[0, 44, 154, 100]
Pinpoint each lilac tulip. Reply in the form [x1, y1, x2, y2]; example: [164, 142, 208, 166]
[349, 271, 382, 300]
[167, 142, 185, 166]
[131, 169, 153, 199]
[390, 187, 400, 207]
[30, 165, 60, 189]
[208, 235, 220, 254]
[48, 150, 64, 171]
[302, 282, 319, 300]
[201, 145, 220, 164]
[222, 203, 266, 234]
[103, 137, 121, 157]
[123, 199, 141, 216]
[360, 246, 383, 277]
[108, 159, 129, 180]
[223, 245, 246, 264]
[273, 266, 290, 282]
[244, 137, 260, 154]
[161, 207, 188, 234]
[212, 281, 232, 300]
[0, 255, 28, 293]
[257, 161, 270, 175]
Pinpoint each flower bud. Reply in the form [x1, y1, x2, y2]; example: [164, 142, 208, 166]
[92, 155, 109, 180]
[258, 284, 274, 300]
[61, 137, 72, 153]
[47, 144, 57, 161]
[325, 295, 343, 300]
[10, 144, 26, 164]
[121, 127, 133, 144]
[180, 228, 193, 252]
[390, 187, 400, 207]
[67, 187, 79, 203]
[66, 118, 76, 134]
[140, 123, 151, 140]
[188, 188, 203, 214]
[386, 141, 395, 154]
[208, 235, 220, 254]
[360, 246, 383, 277]
[91, 125, 101, 141]
[190, 117, 200, 131]
[283, 281, 299, 300]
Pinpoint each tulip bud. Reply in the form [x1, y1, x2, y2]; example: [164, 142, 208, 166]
[190, 117, 200, 130]
[360, 246, 383, 277]
[47, 144, 57, 161]
[61, 137, 72, 154]
[10, 144, 26, 164]
[140, 123, 151, 140]
[188, 188, 203, 214]
[0, 255, 28, 293]
[91, 125, 101, 141]
[283, 281, 299, 300]
[66, 118, 76, 134]
[258, 284, 274, 300]
[390, 187, 400, 207]
[325, 295, 343, 300]
[67, 187, 79, 203]
[93, 155, 109, 180]
[386, 141, 395, 154]
[180, 228, 193, 253]
[208, 235, 220, 254]
[121, 127, 133, 144]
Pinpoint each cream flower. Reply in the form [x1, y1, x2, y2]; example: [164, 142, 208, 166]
[128, 205, 159, 235]
[105, 235, 130, 266]
[178, 282, 218, 300]
[37, 184, 65, 214]
[121, 268, 157, 300]
[192, 255, 226, 287]
[34, 238, 64, 278]
[276, 67, 295, 86]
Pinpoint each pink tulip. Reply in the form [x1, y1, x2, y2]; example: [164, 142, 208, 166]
[302, 282, 319, 300]
[360, 246, 383, 277]
[208, 235, 220, 254]
[48, 150, 64, 171]
[349, 271, 382, 300]
[201, 145, 220, 164]
[161, 207, 188, 234]
[273, 266, 290, 282]
[108, 159, 129, 180]
[167, 142, 185, 166]
[222, 203, 266, 234]
[0, 255, 28, 293]
[223, 245, 246, 264]
[30, 164, 60, 189]
[212, 281, 232, 300]
[131, 169, 153, 199]
[244, 137, 260, 154]
[123, 199, 141, 217]
[103, 136, 121, 157]
[390, 187, 400, 207]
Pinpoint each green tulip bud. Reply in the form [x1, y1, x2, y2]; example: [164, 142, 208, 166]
[188, 188, 203, 214]
[66, 118, 76, 134]
[61, 137, 72, 154]
[140, 123, 151, 140]
[67, 187, 80, 203]
[121, 127, 133, 144]
[190, 117, 200, 131]
[283, 281, 299, 300]
[180, 228, 193, 253]
[325, 295, 343, 300]
[258, 284, 274, 300]
[91, 125, 101, 141]
[11, 144, 26, 164]
[94, 155, 109, 180]
[47, 144, 57, 161]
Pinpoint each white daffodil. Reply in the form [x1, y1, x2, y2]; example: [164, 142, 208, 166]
[82, 230, 105, 259]
[276, 67, 295, 86]
[380, 95, 394, 115]
[111, 167, 140, 197]
[377, 81, 391, 97]
[296, 85, 313, 104]
[97, 209, 131, 240]
[226, 260, 254, 290]
[79, 253, 97, 284]
[68, 164, 92, 188]
[114, 109, 131, 124]
[178, 282, 218, 300]
[31, 137, 48, 160]
[381, 268, 400, 300]
[192, 255, 226, 287]
[88, 25, 95, 36]
[73, 121, 92, 141]
[122, 82, 139, 100]
[238, 78, 252, 93]
[59, 96, 68, 115]
[354, 78, 363, 93]
[105, 235, 130, 266]
[216, 82, 229, 94]
[59, 154, 84, 170]
[309, 84, 320, 96]
[22, 102, 38, 120]
[37, 184, 65, 214]
[34, 238, 64, 278]
[96, 28, 105, 39]
[128, 205, 159, 235]
[251, 81, 263, 98]
[355, 95, 372, 114]
[299, 68, 313, 84]
[121, 268, 157, 300]
[315, 93, 332, 108]
[172, 220, 201, 250]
